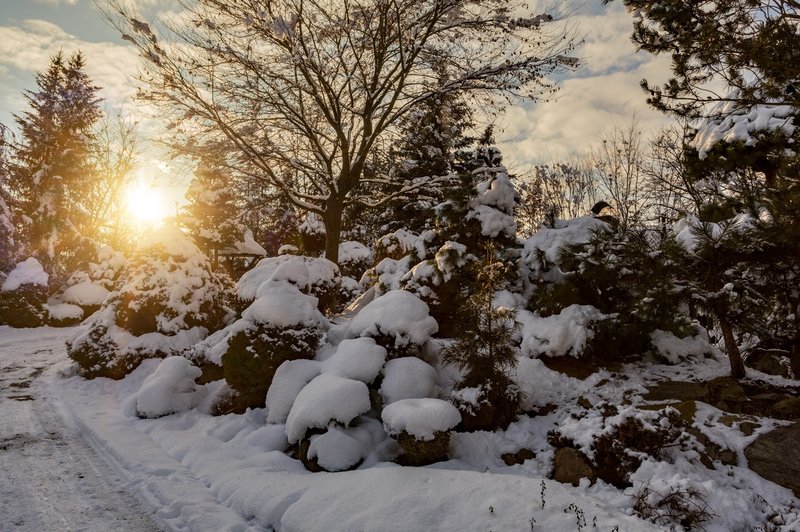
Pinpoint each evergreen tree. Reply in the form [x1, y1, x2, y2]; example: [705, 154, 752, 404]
[182, 160, 242, 264]
[11, 51, 102, 278]
[0, 124, 18, 272]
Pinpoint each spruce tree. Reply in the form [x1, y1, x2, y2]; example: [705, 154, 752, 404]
[11, 51, 102, 278]
[0, 124, 18, 272]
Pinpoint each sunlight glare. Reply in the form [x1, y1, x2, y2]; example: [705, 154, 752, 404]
[126, 183, 169, 224]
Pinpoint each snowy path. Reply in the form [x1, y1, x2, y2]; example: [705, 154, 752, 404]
[0, 327, 160, 531]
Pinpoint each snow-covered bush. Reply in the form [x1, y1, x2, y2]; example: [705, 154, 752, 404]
[135, 356, 203, 418]
[236, 255, 341, 314]
[217, 281, 328, 412]
[349, 289, 438, 358]
[67, 226, 234, 379]
[338, 241, 373, 279]
[298, 213, 326, 255]
[382, 398, 461, 466]
[0, 258, 49, 327]
[379, 357, 438, 405]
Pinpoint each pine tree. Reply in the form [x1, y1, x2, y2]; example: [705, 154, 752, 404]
[11, 51, 102, 278]
[0, 124, 18, 272]
[443, 248, 521, 431]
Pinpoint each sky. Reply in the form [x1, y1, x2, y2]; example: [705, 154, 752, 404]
[0, 0, 673, 193]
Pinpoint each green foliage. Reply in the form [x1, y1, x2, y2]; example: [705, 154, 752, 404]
[220, 324, 321, 413]
[0, 284, 49, 328]
[531, 227, 694, 362]
[443, 252, 521, 431]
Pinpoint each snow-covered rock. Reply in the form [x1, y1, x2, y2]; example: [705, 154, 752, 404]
[382, 398, 461, 441]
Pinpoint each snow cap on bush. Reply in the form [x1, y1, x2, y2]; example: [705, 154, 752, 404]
[382, 398, 461, 441]
[380, 357, 438, 404]
[349, 289, 438, 351]
[135, 356, 203, 418]
[321, 338, 387, 384]
[2, 257, 48, 292]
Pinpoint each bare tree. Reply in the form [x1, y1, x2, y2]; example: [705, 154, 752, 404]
[516, 158, 596, 234]
[645, 124, 702, 224]
[589, 117, 651, 230]
[106, 0, 579, 262]
[87, 111, 139, 251]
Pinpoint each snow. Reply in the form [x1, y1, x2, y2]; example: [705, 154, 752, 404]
[434, 241, 467, 282]
[467, 170, 517, 238]
[380, 356, 438, 404]
[381, 398, 461, 440]
[47, 302, 83, 321]
[265, 359, 321, 424]
[321, 338, 387, 384]
[241, 281, 326, 328]
[306, 426, 366, 472]
[134, 356, 203, 419]
[2, 257, 48, 291]
[221, 229, 267, 256]
[236, 255, 339, 303]
[338, 241, 372, 264]
[517, 305, 605, 358]
[140, 225, 200, 259]
[349, 289, 438, 349]
[693, 94, 797, 159]
[285, 374, 371, 443]
[376, 229, 429, 258]
[650, 329, 717, 364]
[62, 281, 110, 306]
[522, 216, 608, 276]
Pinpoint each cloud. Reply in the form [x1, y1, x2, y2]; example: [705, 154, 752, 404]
[32, 0, 79, 6]
[0, 19, 141, 111]
[496, 2, 673, 162]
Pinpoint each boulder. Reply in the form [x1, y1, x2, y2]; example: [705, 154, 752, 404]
[552, 447, 596, 486]
[745, 423, 800, 498]
[768, 397, 800, 420]
[643, 381, 708, 402]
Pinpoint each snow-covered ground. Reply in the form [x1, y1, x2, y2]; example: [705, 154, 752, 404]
[0, 326, 159, 531]
[2, 324, 799, 531]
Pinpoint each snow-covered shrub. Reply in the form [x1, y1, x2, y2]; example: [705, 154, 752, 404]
[47, 303, 84, 327]
[285, 373, 371, 443]
[266, 359, 322, 424]
[525, 222, 695, 363]
[298, 213, 326, 255]
[321, 338, 387, 384]
[382, 398, 460, 466]
[349, 289, 438, 358]
[379, 357, 438, 405]
[338, 241, 373, 279]
[373, 229, 433, 264]
[218, 281, 328, 412]
[135, 356, 203, 419]
[68, 226, 234, 379]
[0, 258, 49, 327]
[236, 255, 341, 314]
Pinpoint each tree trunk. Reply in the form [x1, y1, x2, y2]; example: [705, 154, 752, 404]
[719, 317, 746, 379]
[323, 196, 344, 265]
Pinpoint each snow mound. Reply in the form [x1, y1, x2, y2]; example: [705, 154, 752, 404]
[141, 225, 201, 259]
[135, 356, 203, 419]
[382, 398, 461, 440]
[517, 305, 604, 358]
[62, 282, 110, 306]
[266, 359, 322, 424]
[285, 374, 371, 443]
[242, 281, 326, 329]
[2, 258, 48, 292]
[338, 241, 372, 264]
[236, 255, 339, 303]
[307, 426, 366, 472]
[650, 329, 717, 364]
[380, 357, 438, 404]
[47, 303, 83, 321]
[349, 290, 438, 349]
[321, 338, 387, 384]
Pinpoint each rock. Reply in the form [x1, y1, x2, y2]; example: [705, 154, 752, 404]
[745, 423, 800, 498]
[708, 377, 748, 404]
[750, 353, 792, 378]
[577, 396, 592, 409]
[638, 401, 696, 424]
[538, 355, 602, 380]
[739, 421, 759, 437]
[769, 397, 800, 420]
[643, 381, 708, 402]
[552, 447, 596, 486]
[502, 448, 536, 466]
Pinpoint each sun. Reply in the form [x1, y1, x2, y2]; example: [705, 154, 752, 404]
[125, 183, 169, 224]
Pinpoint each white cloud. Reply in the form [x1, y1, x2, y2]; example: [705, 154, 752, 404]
[496, 2, 674, 162]
[32, 0, 79, 6]
[0, 19, 141, 111]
